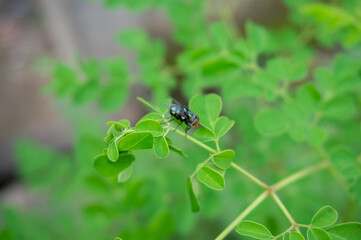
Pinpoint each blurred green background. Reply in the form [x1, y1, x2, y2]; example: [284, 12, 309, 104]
[0, 0, 361, 239]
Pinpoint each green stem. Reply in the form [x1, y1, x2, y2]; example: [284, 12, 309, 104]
[270, 192, 299, 232]
[215, 191, 269, 240]
[169, 126, 217, 154]
[272, 162, 329, 191]
[231, 162, 268, 189]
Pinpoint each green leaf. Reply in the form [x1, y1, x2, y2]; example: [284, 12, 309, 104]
[235, 220, 273, 239]
[214, 116, 235, 138]
[267, 57, 289, 80]
[307, 228, 331, 240]
[117, 164, 133, 183]
[153, 136, 169, 159]
[288, 123, 305, 142]
[168, 144, 188, 158]
[321, 96, 355, 120]
[212, 149, 235, 169]
[107, 120, 130, 129]
[135, 120, 164, 137]
[283, 231, 305, 240]
[189, 94, 222, 130]
[52, 64, 77, 97]
[193, 127, 216, 142]
[117, 132, 154, 151]
[117, 29, 149, 50]
[315, 67, 335, 93]
[197, 166, 225, 190]
[107, 141, 119, 162]
[296, 84, 321, 111]
[141, 113, 163, 121]
[201, 58, 238, 76]
[222, 77, 263, 100]
[187, 177, 200, 212]
[94, 154, 135, 177]
[254, 108, 289, 136]
[107, 124, 122, 138]
[208, 21, 233, 48]
[100, 84, 128, 110]
[311, 206, 338, 228]
[326, 222, 361, 240]
[307, 126, 327, 146]
[246, 21, 269, 53]
[73, 81, 98, 104]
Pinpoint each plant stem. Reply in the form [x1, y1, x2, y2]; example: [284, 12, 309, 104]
[215, 191, 269, 240]
[169, 126, 217, 154]
[231, 162, 268, 189]
[272, 162, 329, 191]
[270, 192, 300, 232]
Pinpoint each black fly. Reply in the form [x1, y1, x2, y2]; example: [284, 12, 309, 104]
[168, 101, 199, 135]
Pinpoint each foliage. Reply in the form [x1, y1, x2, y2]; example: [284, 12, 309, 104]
[1, 0, 361, 239]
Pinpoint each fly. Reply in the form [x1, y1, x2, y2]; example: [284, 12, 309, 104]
[168, 101, 199, 135]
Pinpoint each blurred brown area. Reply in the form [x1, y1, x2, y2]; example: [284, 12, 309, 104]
[0, 0, 286, 200]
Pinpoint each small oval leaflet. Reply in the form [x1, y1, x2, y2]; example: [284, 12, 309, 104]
[283, 231, 304, 240]
[311, 205, 338, 228]
[197, 166, 225, 190]
[214, 116, 235, 138]
[135, 120, 164, 137]
[117, 164, 133, 183]
[236, 220, 273, 239]
[193, 127, 215, 142]
[117, 132, 154, 151]
[187, 177, 200, 212]
[107, 141, 119, 162]
[153, 136, 169, 159]
[307, 228, 331, 240]
[94, 153, 135, 177]
[212, 149, 235, 169]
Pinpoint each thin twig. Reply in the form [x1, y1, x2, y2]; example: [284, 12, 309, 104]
[231, 162, 269, 189]
[272, 162, 329, 191]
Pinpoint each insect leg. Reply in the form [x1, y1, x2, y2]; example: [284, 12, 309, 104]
[185, 124, 191, 138]
[173, 121, 182, 132]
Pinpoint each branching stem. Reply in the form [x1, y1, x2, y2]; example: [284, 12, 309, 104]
[231, 162, 268, 189]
